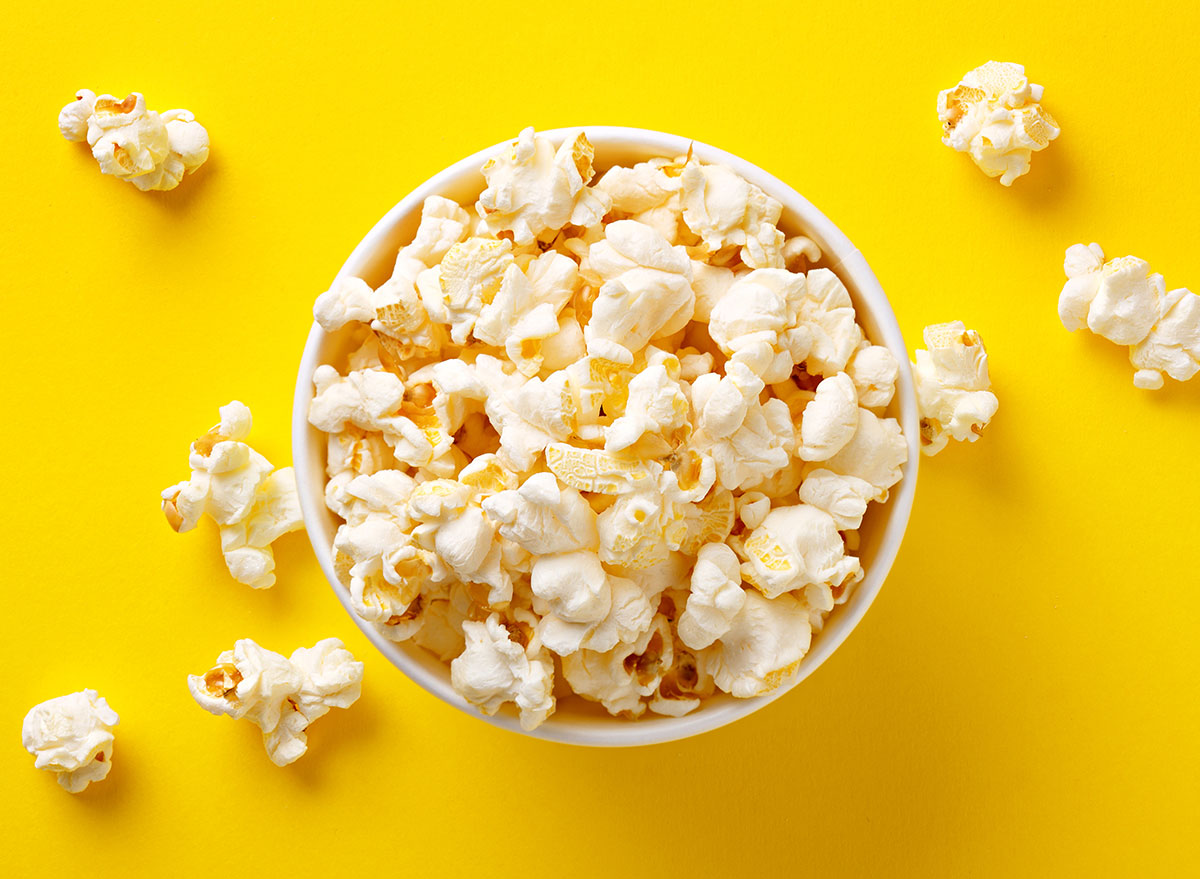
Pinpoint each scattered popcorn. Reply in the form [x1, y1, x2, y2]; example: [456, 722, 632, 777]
[162, 402, 304, 588]
[307, 129, 910, 724]
[1058, 243, 1200, 390]
[937, 61, 1059, 186]
[22, 690, 119, 793]
[188, 638, 363, 766]
[912, 322, 1000, 455]
[59, 90, 209, 191]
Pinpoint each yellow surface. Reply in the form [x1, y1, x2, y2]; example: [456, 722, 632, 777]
[2, 1, 1198, 875]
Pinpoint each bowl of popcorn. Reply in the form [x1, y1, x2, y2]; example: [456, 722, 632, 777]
[293, 127, 920, 746]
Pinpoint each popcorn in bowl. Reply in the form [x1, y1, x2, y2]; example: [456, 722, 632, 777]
[299, 128, 916, 737]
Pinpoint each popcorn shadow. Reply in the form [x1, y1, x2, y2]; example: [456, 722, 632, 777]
[283, 695, 382, 788]
[1007, 136, 1073, 213]
[64, 750, 134, 811]
[142, 154, 216, 215]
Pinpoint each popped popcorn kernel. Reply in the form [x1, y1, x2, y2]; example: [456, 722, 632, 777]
[937, 61, 1059, 186]
[22, 690, 119, 793]
[912, 321, 999, 456]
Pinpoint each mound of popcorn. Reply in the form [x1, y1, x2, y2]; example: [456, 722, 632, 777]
[188, 638, 364, 766]
[937, 61, 1060, 186]
[913, 321, 1000, 455]
[22, 690, 120, 793]
[1059, 244, 1200, 390]
[58, 89, 209, 191]
[307, 128, 908, 727]
[161, 402, 304, 588]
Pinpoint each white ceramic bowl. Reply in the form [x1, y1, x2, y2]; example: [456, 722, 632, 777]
[293, 127, 920, 747]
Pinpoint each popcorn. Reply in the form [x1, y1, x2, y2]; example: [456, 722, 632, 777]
[22, 690, 119, 793]
[59, 90, 209, 191]
[582, 220, 696, 363]
[482, 472, 599, 555]
[709, 269, 811, 383]
[937, 61, 1059, 186]
[188, 638, 363, 766]
[679, 159, 784, 268]
[690, 361, 795, 491]
[678, 543, 746, 650]
[451, 613, 555, 730]
[912, 321, 999, 456]
[846, 343, 898, 410]
[740, 504, 863, 601]
[477, 128, 611, 245]
[703, 590, 812, 698]
[798, 373, 859, 461]
[1059, 243, 1200, 390]
[161, 401, 303, 588]
[306, 129, 910, 722]
[561, 615, 673, 717]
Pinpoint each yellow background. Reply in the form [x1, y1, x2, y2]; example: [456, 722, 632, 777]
[2, 1, 1198, 875]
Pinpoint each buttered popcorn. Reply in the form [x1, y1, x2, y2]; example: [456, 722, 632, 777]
[937, 62, 1059, 186]
[188, 638, 364, 766]
[307, 128, 908, 726]
[161, 402, 304, 588]
[1059, 243, 1200, 390]
[58, 89, 209, 191]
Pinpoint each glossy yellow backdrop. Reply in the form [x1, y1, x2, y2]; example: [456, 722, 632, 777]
[2, 1, 1198, 875]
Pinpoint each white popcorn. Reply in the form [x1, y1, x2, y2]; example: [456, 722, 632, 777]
[690, 361, 795, 491]
[823, 407, 907, 501]
[798, 469, 875, 531]
[451, 613, 555, 730]
[846, 343, 898, 409]
[22, 690, 119, 793]
[58, 89, 95, 141]
[188, 638, 363, 766]
[482, 472, 598, 555]
[703, 590, 812, 698]
[679, 159, 784, 268]
[740, 504, 863, 601]
[937, 61, 1060, 186]
[798, 372, 859, 461]
[1058, 243, 1200, 390]
[604, 355, 690, 454]
[709, 269, 811, 383]
[582, 220, 696, 363]
[561, 615, 673, 717]
[476, 128, 611, 245]
[162, 401, 303, 588]
[678, 543, 746, 650]
[913, 321, 1000, 456]
[305, 130, 911, 721]
[61, 90, 209, 191]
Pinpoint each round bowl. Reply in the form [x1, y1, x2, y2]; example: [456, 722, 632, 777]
[293, 126, 920, 747]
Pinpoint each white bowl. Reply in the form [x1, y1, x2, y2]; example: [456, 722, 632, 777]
[293, 127, 920, 747]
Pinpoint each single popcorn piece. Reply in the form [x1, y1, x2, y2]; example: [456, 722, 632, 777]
[798, 469, 876, 531]
[161, 401, 304, 588]
[740, 503, 863, 601]
[937, 61, 1060, 186]
[60, 90, 209, 191]
[912, 321, 1000, 456]
[604, 353, 691, 455]
[481, 472, 599, 555]
[703, 590, 812, 698]
[678, 543, 746, 650]
[1058, 243, 1200, 390]
[22, 690, 119, 793]
[846, 343, 898, 409]
[709, 269, 812, 383]
[798, 373, 859, 461]
[477, 127, 611, 245]
[561, 616, 673, 717]
[680, 158, 784, 268]
[188, 638, 363, 766]
[451, 613, 556, 730]
[823, 407, 908, 500]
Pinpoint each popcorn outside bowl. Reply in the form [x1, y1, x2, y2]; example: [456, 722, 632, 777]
[293, 127, 920, 747]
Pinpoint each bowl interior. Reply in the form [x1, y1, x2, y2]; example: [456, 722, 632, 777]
[293, 127, 920, 746]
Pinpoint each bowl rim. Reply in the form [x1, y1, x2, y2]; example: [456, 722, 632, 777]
[292, 126, 920, 747]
